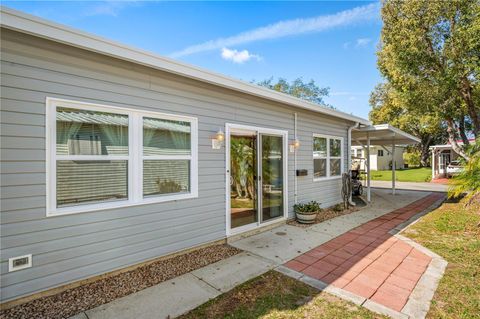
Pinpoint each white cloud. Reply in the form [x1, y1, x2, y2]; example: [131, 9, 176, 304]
[84, 1, 138, 17]
[221, 48, 261, 64]
[331, 91, 369, 96]
[331, 91, 353, 96]
[355, 38, 372, 48]
[171, 3, 379, 58]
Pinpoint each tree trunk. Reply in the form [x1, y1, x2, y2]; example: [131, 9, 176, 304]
[420, 136, 432, 166]
[460, 78, 480, 138]
[446, 118, 470, 161]
[246, 176, 255, 200]
[458, 115, 470, 146]
[235, 182, 243, 198]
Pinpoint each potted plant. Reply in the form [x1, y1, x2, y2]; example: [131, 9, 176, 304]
[294, 201, 321, 224]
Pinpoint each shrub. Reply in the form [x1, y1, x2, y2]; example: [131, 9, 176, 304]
[404, 150, 421, 167]
[294, 201, 322, 214]
[448, 140, 480, 204]
[332, 203, 344, 212]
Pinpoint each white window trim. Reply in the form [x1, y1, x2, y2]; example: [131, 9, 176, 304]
[312, 133, 344, 181]
[46, 97, 198, 217]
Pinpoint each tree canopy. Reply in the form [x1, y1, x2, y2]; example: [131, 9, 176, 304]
[255, 77, 332, 107]
[376, 0, 480, 159]
[369, 82, 446, 165]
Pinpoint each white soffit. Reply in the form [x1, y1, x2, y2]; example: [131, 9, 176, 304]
[0, 6, 370, 125]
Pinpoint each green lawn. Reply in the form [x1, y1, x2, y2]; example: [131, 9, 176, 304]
[179, 271, 385, 319]
[370, 167, 431, 182]
[402, 198, 480, 319]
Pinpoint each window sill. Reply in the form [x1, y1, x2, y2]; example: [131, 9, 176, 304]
[313, 175, 342, 182]
[47, 192, 198, 217]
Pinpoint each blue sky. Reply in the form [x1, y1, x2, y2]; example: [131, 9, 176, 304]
[4, 1, 383, 118]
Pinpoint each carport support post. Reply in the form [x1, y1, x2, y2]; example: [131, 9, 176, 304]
[431, 148, 436, 179]
[366, 132, 371, 202]
[392, 141, 396, 195]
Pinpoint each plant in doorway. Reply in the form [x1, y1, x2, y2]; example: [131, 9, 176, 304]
[294, 201, 322, 224]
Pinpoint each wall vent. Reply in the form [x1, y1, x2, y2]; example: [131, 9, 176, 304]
[8, 254, 32, 272]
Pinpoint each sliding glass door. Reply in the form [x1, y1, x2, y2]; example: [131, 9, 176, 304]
[229, 131, 257, 229]
[229, 127, 286, 233]
[260, 134, 284, 223]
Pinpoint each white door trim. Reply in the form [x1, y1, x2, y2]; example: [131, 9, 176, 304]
[225, 123, 288, 237]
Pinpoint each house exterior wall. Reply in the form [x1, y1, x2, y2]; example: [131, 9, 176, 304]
[375, 146, 405, 171]
[0, 29, 353, 302]
[351, 146, 405, 171]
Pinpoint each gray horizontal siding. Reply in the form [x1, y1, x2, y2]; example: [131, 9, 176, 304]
[0, 29, 353, 302]
[295, 112, 348, 208]
[2, 228, 224, 300]
[1, 213, 223, 285]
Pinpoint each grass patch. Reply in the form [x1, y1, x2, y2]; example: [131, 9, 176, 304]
[403, 199, 480, 318]
[370, 167, 431, 182]
[179, 271, 386, 319]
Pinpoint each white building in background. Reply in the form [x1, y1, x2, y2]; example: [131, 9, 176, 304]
[430, 139, 474, 179]
[351, 145, 406, 171]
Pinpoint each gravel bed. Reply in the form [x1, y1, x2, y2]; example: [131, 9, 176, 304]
[287, 207, 359, 228]
[0, 244, 241, 319]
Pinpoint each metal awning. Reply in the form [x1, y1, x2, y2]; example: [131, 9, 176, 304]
[351, 124, 420, 146]
[350, 124, 420, 202]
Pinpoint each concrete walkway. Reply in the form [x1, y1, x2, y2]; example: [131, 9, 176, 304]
[78, 252, 276, 319]
[371, 180, 448, 192]
[72, 189, 443, 319]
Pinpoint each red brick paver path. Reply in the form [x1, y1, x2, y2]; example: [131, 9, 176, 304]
[285, 193, 444, 312]
[431, 178, 449, 184]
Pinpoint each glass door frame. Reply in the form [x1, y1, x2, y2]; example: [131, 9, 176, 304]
[225, 123, 288, 236]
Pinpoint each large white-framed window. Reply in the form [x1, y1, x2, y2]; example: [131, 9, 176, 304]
[46, 98, 198, 216]
[313, 134, 344, 180]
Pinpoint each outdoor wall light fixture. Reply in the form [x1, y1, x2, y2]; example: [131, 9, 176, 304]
[216, 129, 225, 142]
[289, 138, 300, 153]
[211, 128, 225, 149]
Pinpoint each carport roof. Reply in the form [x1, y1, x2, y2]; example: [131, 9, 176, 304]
[352, 124, 420, 146]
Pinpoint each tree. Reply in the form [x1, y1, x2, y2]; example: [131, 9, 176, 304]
[255, 77, 331, 107]
[377, 0, 480, 160]
[230, 137, 255, 200]
[369, 83, 446, 166]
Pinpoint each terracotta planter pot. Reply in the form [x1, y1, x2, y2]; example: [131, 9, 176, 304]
[296, 212, 317, 224]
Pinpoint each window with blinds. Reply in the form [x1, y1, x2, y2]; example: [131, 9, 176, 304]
[47, 98, 198, 216]
[313, 134, 344, 180]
